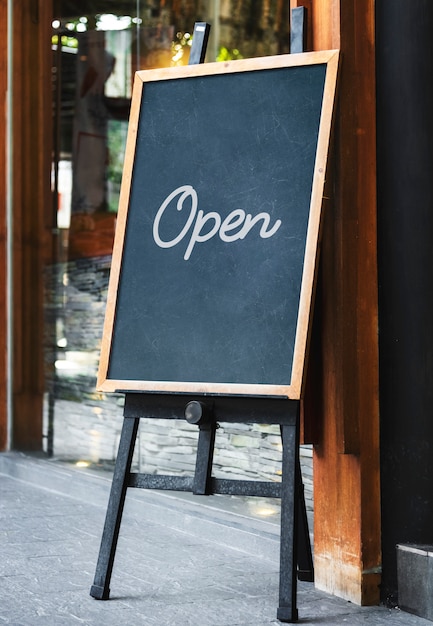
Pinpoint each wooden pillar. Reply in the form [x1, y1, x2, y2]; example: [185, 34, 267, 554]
[292, 0, 381, 604]
[0, 1, 8, 451]
[11, 0, 52, 449]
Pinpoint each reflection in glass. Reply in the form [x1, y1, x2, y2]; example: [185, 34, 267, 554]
[45, 2, 293, 500]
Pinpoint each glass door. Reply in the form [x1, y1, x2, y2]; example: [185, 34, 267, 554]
[46, 1, 291, 494]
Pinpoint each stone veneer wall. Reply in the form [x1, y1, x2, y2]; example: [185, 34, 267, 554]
[43, 255, 313, 513]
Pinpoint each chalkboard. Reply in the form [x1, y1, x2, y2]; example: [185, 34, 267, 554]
[97, 51, 339, 399]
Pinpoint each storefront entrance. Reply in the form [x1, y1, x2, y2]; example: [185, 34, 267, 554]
[5, 0, 382, 606]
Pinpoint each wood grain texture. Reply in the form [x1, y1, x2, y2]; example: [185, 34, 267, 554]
[0, 1, 8, 451]
[11, 0, 52, 450]
[293, 0, 381, 606]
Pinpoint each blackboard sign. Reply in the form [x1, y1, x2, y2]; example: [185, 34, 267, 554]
[97, 51, 339, 399]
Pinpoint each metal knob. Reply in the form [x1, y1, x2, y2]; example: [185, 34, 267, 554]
[185, 401, 208, 425]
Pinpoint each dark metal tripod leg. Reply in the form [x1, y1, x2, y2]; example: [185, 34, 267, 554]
[279, 424, 314, 583]
[193, 423, 217, 495]
[277, 421, 300, 623]
[296, 460, 314, 582]
[90, 416, 139, 600]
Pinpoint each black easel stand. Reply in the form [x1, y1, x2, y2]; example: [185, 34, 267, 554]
[90, 16, 315, 622]
[90, 394, 313, 623]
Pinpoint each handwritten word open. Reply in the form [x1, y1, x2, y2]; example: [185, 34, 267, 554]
[153, 185, 282, 260]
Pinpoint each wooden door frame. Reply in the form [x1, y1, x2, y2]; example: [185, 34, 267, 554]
[0, 1, 9, 451]
[10, 0, 53, 450]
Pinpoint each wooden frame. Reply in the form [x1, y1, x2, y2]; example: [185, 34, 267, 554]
[97, 50, 339, 400]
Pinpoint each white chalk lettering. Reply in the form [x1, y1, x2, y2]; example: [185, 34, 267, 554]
[152, 184, 197, 250]
[219, 209, 245, 242]
[153, 185, 282, 260]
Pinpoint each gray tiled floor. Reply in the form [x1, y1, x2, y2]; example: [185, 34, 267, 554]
[0, 452, 430, 625]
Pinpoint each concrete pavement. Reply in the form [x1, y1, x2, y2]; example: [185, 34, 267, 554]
[0, 452, 430, 625]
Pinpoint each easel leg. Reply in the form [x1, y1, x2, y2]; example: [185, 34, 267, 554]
[90, 416, 139, 600]
[277, 420, 300, 623]
[193, 423, 216, 495]
[279, 424, 314, 583]
[296, 460, 314, 582]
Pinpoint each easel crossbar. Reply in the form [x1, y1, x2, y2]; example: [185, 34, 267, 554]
[128, 472, 282, 498]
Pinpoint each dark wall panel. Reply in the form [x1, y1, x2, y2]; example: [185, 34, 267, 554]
[376, 0, 433, 605]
